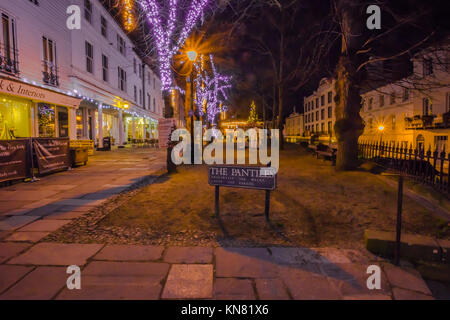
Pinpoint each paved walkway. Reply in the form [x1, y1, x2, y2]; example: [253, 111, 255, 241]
[0, 147, 166, 241]
[0, 244, 435, 300]
[0, 148, 438, 300]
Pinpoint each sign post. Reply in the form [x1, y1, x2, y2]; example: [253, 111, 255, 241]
[208, 165, 277, 221]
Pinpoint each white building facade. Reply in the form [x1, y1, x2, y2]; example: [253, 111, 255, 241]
[284, 112, 304, 136]
[303, 77, 336, 138]
[360, 43, 450, 152]
[0, 0, 164, 146]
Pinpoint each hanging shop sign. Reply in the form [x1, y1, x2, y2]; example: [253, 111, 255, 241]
[158, 118, 176, 148]
[33, 138, 70, 175]
[0, 78, 81, 108]
[0, 139, 29, 183]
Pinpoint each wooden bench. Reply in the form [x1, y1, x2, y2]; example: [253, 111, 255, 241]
[314, 144, 337, 165]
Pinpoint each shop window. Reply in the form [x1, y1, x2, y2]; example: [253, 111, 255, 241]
[57, 106, 68, 138]
[38, 103, 55, 137]
[76, 109, 84, 139]
[0, 97, 31, 139]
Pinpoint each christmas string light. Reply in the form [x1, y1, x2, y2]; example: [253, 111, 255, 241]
[138, 0, 209, 90]
[194, 55, 232, 124]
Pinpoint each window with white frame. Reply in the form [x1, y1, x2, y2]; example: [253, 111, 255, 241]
[402, 88, 409, 102]
[446, 92, 450, 113]
[0, 12, 19, 74]
[84, 0, 92, 24]
[42, 36, 58, 86]
[423, 97, 432, 115]
[118, 67, 126, 91]
[117, 35, 126, 56]
[85, 41, 93, 74]
[102, 54, 108, 82]
[423, 57, 433, 76]
[101, 16, 107, 38]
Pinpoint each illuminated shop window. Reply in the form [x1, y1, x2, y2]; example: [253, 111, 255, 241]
[0, 96, 31, 139]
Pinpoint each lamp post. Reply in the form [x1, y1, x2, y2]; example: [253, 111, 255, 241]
[378, 125, 385, 156]
[187, 50, 198, 164]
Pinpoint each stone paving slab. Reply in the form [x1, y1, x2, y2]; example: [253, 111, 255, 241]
[94, 245, 164, 261]
[162, 264, 213, 299]
[0, 242, 32, 263]
[321, 263, 391, 296]
[278, 266, 342, 300]
[0, 216, 40, 231]
[255, 279, 290, 300]
[0, 265, 33, 294]
[0, 208, 31, 217]
[8, 243, 103, 266]
[51, 199, 106, 207]
[18, 220, 70, 232]
[56, 261, 169, 300]
[164, 247, 213, 264]
[0, 200, 32, 213]
[0, 267, 67, 300]
[5, 232, 50, 243]
[215, 247, 278, 278]
[0, 190, 60, 201]
[24, 205, 64, 217]
[43, 210, 87, 220]
[383, 264, 432, 295]
[214, 278, 255, 300]
[21, 199, 59, 209]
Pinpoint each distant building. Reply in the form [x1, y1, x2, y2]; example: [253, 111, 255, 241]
[360, 42, 450, 152]
[284, 112, 304, 136]
[303, 77, 336, 138]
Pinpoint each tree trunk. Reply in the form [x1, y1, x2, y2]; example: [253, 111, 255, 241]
[334, 0, 365, 170]
[272, 78, 277, 129]
[277, 83, 284, 150]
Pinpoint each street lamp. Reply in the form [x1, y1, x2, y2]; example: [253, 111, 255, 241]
[187, 50, 198, 164]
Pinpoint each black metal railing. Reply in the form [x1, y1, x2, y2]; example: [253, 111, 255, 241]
[42, 60, 59, 87]
[359, 141, 450, 196]
[0, 44, 19, 75]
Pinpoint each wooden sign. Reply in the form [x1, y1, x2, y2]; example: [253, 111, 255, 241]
[158, 118, 176, 148]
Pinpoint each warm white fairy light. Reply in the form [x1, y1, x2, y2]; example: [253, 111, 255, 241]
[138, 0, 209, 91]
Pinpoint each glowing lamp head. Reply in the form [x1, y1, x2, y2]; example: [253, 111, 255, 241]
[187, 50, 198, 62]
[378, 125, 385, 131]
[124, 104, 129, 109]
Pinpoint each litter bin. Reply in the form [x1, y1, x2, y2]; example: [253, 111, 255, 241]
[101, 137, 111, 151]
[70, 148, 89, 166]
